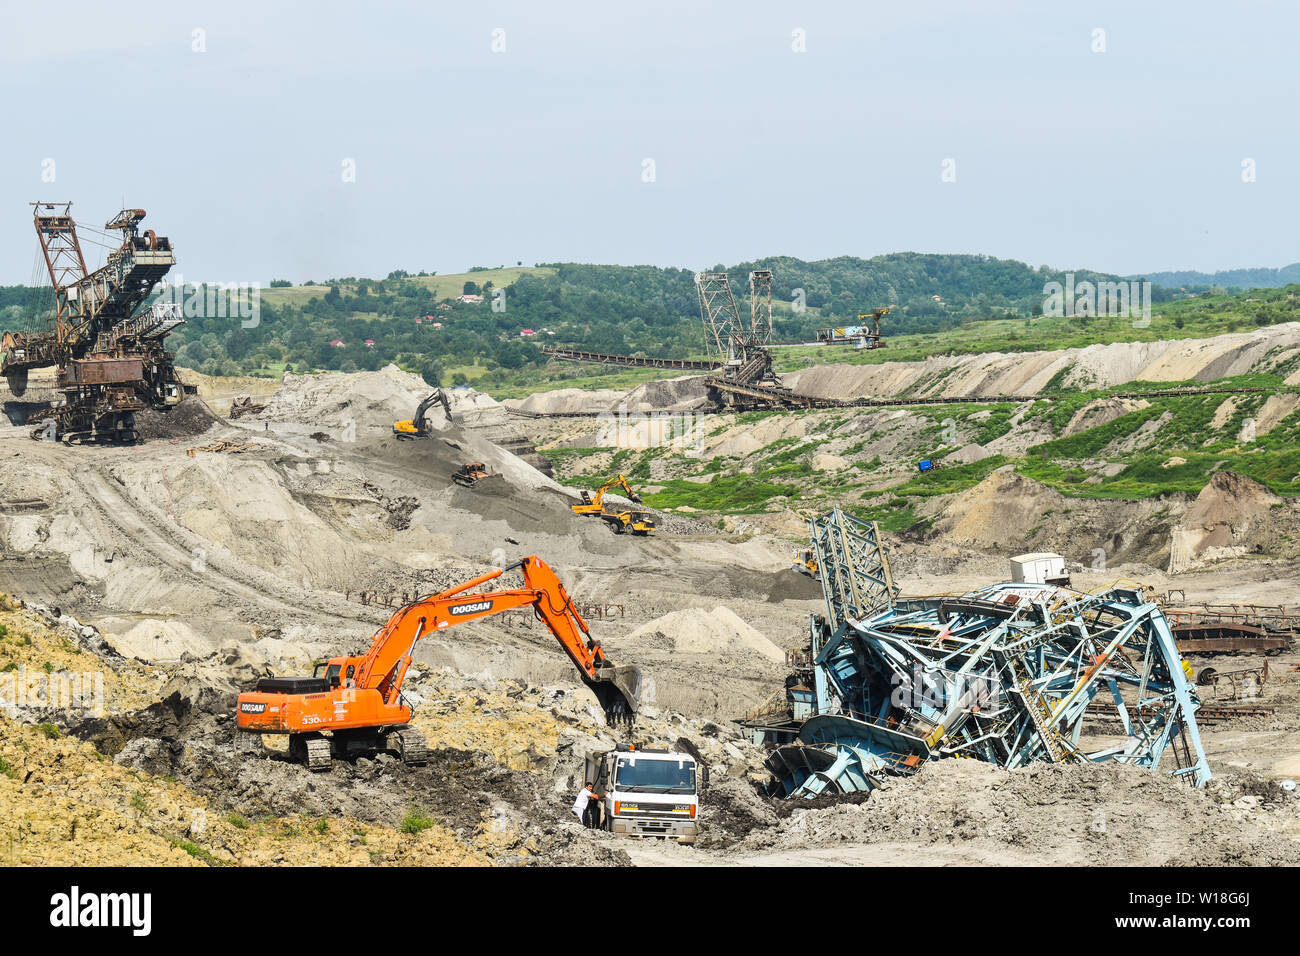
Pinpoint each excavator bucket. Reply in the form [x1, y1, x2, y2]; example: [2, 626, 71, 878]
[585, 665, 642, 726]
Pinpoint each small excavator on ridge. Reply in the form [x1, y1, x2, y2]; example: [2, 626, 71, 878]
[392, 389, 453, 439]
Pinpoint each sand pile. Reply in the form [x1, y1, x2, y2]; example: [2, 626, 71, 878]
[504, 375, 709, 417]
[447, 387, 513, 426]
[506, 388, 623, 416]
[624, 606, 784, 664]
[260, 364, 435, 431]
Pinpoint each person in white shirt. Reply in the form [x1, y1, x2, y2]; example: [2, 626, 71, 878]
[572, 782, 597, 825]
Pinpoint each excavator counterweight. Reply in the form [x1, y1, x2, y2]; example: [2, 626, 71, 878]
[235, 555, 641, 770]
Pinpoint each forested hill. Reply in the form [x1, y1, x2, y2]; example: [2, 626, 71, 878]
[0, 252, 1171, 385]
[1129, 263, 1300, 290]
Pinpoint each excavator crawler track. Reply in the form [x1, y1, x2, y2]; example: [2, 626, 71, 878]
[387, 728, 429, 766]
[305, 738, 332, 771]
[290, 733, 333, 772]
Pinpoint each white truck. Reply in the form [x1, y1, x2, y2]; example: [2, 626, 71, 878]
[584, 744, 703, 844]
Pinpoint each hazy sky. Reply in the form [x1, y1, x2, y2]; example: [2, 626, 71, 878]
[2, 1, 1296, 284]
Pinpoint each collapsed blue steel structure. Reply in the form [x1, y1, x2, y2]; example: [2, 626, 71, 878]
[760, 507, 1212, 797]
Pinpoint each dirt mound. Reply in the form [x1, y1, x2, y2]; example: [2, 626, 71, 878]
[765, 568, 824, 602]
[507, 388, 623, 416]
[1171, 471, 1300, 569]
[696, 777, 779, 848]
[620, 375, 711, 411]
[625, 605, 784, 663]
[923, 465, 1180, 565]
[927, 466, 1069, 551]
[259, 364, 436, 434]
[1183, 471, 1281, 545]
[734, 760, 1300, 865]
[135, 397, 220, 441]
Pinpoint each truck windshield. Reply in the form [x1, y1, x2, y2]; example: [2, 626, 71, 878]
[614, 758, 695, 793]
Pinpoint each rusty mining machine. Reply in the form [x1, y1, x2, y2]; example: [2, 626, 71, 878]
[2, 202, 187, 444]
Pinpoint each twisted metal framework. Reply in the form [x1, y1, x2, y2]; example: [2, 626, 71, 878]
[810, 507, 899, 632]
[767, 581, 1212, 797]
[761, 508, 1212, 797]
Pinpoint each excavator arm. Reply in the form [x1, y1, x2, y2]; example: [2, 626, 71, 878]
[354, 556, 639, 721]
[577, 473, 642, 510]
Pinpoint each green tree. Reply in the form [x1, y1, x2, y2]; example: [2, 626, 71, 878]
[421, 358, 445, 386]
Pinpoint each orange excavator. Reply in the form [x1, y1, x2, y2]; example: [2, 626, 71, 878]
[235, 555, 641, 771]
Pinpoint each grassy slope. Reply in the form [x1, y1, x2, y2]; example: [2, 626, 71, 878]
[538, 370, 1300, 529]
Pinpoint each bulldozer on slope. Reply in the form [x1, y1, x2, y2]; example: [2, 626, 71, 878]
[452, 461, 499, 488]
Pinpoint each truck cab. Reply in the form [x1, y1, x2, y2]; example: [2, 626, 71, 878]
[584, 744, 700, 844]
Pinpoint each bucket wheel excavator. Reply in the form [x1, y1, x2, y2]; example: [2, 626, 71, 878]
[2, 203, 186, 444]
[235, 555, 642, 771]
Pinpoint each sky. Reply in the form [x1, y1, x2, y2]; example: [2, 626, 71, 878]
[1, 0, 1296, 285]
